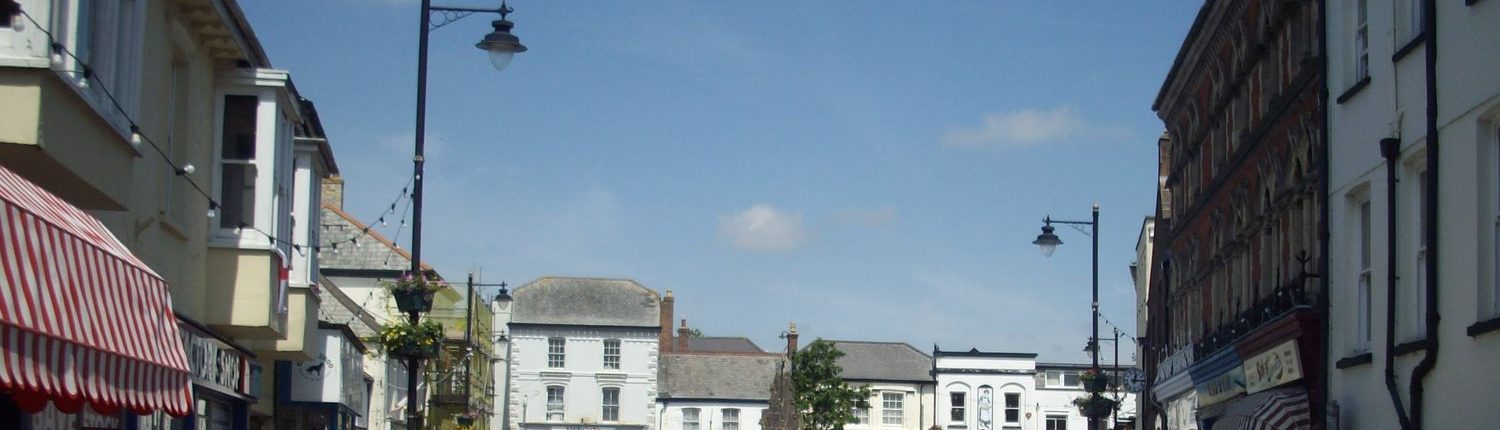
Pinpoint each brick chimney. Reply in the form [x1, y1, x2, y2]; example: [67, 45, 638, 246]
[321, 175, 345, 209]
[659, 290, 674, 353]
[677, 319, 691, 352]
[785, 322, 798, 357]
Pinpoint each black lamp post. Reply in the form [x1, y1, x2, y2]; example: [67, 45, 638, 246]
[407, 2, 526, 430]
[1033, 203, 1100, 429]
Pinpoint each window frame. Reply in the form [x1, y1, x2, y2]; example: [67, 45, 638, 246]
[1003, 392, 1020, 424]
[548, 337, 566, 368]
[852, 407, 869, 425]
[1355, 196, 1373, 352]
[546, 385, 565, 422]
[1045, 415, 1068, 430]
[881, 392, 905, 426]
[949, 391, 966, 423]
[55, 0, 146, 138]
[601, 387, 620, 422]
[723, 408, 740, 430]
[683, 408, 701, 430]
[603, 338, 621, 370]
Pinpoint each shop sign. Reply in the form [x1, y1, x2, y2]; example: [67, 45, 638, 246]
[180, 324, 249, 395]
[1194, 366, 1245, 407]
[28, 403, 121, 430]
[1155, 348, 1194, 382]
[1243, 340, 1302, 394]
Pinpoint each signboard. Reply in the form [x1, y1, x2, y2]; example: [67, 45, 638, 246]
[180, 323, 249, 395]
[1243, 340, 1303, 394]
[1194, 366, 1245, 407]
[28, 403, 121, 430]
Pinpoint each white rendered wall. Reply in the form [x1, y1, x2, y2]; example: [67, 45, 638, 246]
[509, 326, 659, 430]
[1324, 1, 1500, 429]
[658, 401, 765, 430]
[843, 382, 933, 430]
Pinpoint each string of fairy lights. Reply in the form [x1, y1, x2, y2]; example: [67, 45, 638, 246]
[18, 8, 418, 256]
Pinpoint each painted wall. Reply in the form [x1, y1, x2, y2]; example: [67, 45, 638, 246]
[509, 326, 659, 430]
[845, 382, 933, 430]
[1324, 1, 1500, 428]
[659, 401, 766, 430]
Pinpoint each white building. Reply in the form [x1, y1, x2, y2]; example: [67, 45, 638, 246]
[1324, 0, 1500, 428]
[503, 277, 664, 430]
[657, 352, 782, 430]
[934, 349, 1139, 430]
[1129, 216, 1154, 428]
[826, 341, 935, 430]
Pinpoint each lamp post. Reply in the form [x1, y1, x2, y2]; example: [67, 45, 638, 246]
[1032, 203, 1100, 429]
[406, 2, 526, 430]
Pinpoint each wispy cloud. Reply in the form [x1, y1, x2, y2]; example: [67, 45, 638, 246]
[941, 106, 1128, 149]
[835, 206, 898, 227]
[718, 204, 810, 251]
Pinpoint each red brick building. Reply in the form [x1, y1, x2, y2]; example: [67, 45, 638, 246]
[1143, 0, 1326, 428]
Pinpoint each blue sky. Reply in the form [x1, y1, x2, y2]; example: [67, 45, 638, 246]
[241, 0, 1199, 363]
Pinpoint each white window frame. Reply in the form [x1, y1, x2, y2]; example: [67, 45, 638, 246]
[881, 392, 904, 426]
[601, 387, 620, 422]
[603, 338, 621, 370]
[53, 0, 145, 139]
[683, 408, 701, 430]
[1354, 195, 1373, 352]
[546, 385, 565, 422]
[548, 337, 566, 368]
[949, 391, 966, 424]
[210, 70, 293, 250]
[1405, 166, 1428, 340]
[1395, 0, 1424, 46]
[852, 407, 869, 425]
[1045, 415, 1068, 430]
[1003, 392, 1020, 424]
[723, 408, 740, 430]
[1351, 0, 1369, 83]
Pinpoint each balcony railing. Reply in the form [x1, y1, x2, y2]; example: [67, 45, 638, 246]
[1192, 271, 1318, 358]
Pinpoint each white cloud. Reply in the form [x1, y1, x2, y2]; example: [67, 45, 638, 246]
[718, 204, 809, 251]
[835, 206, 897, 227]
[941, 106, 1127, 149]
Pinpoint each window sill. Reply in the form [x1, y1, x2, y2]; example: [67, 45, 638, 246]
[1394, 339, 1431, 356]
[1469, 0, 1482, 6]
[1336, 77, 1371, 104]
[1393, 36, 1425, 63]
[1335, 352, 1372, 369]
[1467, 316, 1500, 337]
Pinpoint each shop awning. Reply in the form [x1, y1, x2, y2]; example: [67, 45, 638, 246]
[0, 165, 192, 416]
[1210, 387, 1311, 430]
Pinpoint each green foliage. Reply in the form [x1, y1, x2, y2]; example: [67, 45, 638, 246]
[683, 328, 705, 338]
[792, 339, 872, 430]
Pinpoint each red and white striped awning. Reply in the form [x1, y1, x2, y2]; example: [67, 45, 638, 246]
[0, 164, 192, 416]
[1211, 387, 1312, 430]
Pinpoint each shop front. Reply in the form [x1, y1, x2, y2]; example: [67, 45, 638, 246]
[1151, 349, 1197, 430]
[275, 323, 368, 430]
[0, 165, 194, 428]
[1196, 309, 1320, 430]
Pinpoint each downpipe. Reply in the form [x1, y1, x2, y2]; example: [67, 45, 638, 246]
[1408, 0, 1440, 426]
[1380, 138, 1412, 430]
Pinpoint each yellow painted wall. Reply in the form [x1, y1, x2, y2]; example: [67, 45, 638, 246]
[206, 248, 283, 339]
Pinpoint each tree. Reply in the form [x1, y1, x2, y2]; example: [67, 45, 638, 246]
[683, 327, 704, 338]
[792, 339, 872, 430]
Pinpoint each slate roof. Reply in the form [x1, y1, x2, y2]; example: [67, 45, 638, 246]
[317, 276, 381, 339]
[511, 277, 661, 327]
[319, 203, 436, 273]
[825, 341, 934, 383]
[686, 337, 764, 353]
[659, 353, 783, 401]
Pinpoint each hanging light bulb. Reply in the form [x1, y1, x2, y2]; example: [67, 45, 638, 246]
[353, 238, 361, 248]
[380, 217, 387, 227]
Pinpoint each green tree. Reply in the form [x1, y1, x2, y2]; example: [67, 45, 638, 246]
[792, 339, 872, 430]
[683, 327, 704, 338]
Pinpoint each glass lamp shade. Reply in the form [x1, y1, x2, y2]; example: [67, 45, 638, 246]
[1038, 242, 1058, 258]
[488, 50, 515, 71]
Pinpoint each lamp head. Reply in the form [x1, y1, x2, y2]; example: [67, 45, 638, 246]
[476, 5, 527, 71]
[1033, 223, 1062, 257]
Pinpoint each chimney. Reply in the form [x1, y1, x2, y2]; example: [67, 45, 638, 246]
[321, 175, 345, 209]
[785, 322, 799, 357]
[659, 290, 675, 353]
[677, 319, 691, 352]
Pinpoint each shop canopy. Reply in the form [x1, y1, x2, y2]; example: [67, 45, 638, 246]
[0, 164, 192, 416]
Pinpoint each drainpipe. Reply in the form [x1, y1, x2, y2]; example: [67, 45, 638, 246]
[1380, 138, 1413, 430]
[1409, 0, 1440, 427]
[1314, 1, 1332, 427]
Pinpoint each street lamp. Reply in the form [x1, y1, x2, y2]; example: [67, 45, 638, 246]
[1032, 203, 1101, 429]
[406, 2, 526, 430]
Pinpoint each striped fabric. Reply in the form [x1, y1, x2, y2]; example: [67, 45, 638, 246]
[0, 165, 192, 417]
[1211, 388, 1311, 430]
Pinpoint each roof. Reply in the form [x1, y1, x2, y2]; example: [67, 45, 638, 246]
[823, 341, 933, 383]
[933, 347, 1038, 359]
[659, 353, 783, 401]
[511, 277, 661, 327]
[318, 203, 437, 274]
[685, 337, 764, 353]
[317, 276, 381, 340]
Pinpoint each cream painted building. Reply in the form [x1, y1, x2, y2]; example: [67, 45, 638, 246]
[825, 341, 935, 430]
[934, 349, 1140, 430]
[1324, 0, 1500, 428]
[0, 0, 336, 428]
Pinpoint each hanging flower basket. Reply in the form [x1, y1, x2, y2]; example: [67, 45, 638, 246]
[379, 320, 444, 359]
[1080, 370, 1110, 393]
[1072, 394, 1119, 419]
[386, 273, 448, 313]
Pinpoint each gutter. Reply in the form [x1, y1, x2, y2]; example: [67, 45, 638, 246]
[1315, 0, 1332, 426]
[1409, 0, 1441, 426]
[1380, 138, 1413, 429]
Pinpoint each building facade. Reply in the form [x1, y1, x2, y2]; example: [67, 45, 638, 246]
[657, 353, 781, 430]
[502, 277, 663, 430]
[934, 350, 1140, 430]
[825, 341, 935, 430]
[1129, 216, 1155, 429]
[1322, 0, 1500, 428]
[0, 0, 337, 428]
[1146, 0, 1326, 428]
